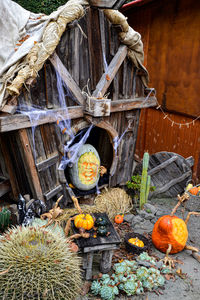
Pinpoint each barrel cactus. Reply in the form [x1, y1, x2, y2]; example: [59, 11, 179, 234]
[0, 225, 82, 299]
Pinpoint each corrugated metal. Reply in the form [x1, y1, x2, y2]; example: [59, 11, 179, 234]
[135, 108, 200, 182]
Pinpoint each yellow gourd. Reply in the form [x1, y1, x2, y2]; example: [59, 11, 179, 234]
[128, 237, 144, 247]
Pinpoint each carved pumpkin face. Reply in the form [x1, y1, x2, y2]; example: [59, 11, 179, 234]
[78, 152, 100, 185]
[152, 215, 188, 254]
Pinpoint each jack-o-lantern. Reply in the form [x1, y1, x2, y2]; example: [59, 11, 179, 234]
[69, 144, 100, 191]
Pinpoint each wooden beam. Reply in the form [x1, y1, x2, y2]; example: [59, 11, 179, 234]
[49, 52, 85, 105]
[0, 97, 157, 132]
[0, 106, 84, 132]
[110, 96, 157, 112]
[44, 184, 63, 201]
[18, 129, 44, 201]
[92, 45, 127, 98]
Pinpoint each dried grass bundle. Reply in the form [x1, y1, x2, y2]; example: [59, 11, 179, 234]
[94, 187, 133, 220]
[57, 188, 132, 224]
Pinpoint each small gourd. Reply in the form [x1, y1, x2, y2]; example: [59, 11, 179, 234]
[74, 213, 94, 230]
[97, 225, 108, 236]
[114, 214, 124, 224]
[152, 215, 188, 254]
[128, 237, 144, 248]
[95, 216, 108, 227]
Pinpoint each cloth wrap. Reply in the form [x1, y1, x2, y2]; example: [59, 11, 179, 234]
[0, 0, 148, 111]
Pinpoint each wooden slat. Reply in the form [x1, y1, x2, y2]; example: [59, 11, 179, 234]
[148, 155, 178, 176]
[0, 106, 83, 132]
[49, 53, 85, 105]
[36, 154, 59, 172]
[110, 96, 157, 112]
[44, 184, 63, 201]
[0, 97, 157, 132]
[153, 171, 192, 196]
[92, 45, 127, 98]
[18, 129, 44, 201]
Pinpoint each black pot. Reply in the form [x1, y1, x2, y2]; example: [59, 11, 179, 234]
[124, 232, 149, 255]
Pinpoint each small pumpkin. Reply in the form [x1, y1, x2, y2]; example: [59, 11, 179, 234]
[189, 186, 199, 196]
[95, 216, 108, 227]
[114, 214, 124, 224]
[128, 237, 144, 248]
[96, 225, 108, 236]
[74, 214, 94, 230]
[152, 215, 188, 254]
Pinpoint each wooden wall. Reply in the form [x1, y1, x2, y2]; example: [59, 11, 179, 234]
[124, 0, 200, 182]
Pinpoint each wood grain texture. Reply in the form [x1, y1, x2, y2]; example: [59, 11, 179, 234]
[126, 0, 200, 117]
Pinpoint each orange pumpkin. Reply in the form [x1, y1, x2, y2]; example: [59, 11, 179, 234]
[74, 214, 94, 230]
[189, 187, 199, 196]
[152, 215, 188, 254]
[114, 214, 124, 224]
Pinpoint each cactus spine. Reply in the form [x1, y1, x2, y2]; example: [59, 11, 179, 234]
[0, 225, 82, 299]
[139, 152, 150, 209]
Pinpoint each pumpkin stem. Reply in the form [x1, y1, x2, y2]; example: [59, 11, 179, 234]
[185, 211, 200, 225]
[71, 196, 83, 214]
[185, 245, 199, 252]
[171, 192, 190, 216]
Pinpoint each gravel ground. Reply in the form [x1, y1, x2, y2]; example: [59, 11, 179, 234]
[79, 196, 200, 300]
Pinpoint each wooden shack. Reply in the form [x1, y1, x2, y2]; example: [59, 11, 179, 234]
[0, 0, 156, 208]
[122, 0, 200, 182]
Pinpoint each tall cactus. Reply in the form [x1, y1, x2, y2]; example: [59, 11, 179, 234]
[0, 207, 11, 232]
[139, 152, 150, 209]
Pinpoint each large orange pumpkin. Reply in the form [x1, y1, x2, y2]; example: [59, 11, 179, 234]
[152, 215, 188, 254]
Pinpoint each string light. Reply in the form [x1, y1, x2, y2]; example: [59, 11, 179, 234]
[142, 89, 200, 128]
[154, 99, 200, 129]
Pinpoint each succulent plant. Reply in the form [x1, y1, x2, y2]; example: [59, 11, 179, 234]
[100, 285, 115, 300]
[123, 280, 137, 296]
[0, 225, 82, 299]
[91, 254, 166, 298]
[91, 280, 102, 295]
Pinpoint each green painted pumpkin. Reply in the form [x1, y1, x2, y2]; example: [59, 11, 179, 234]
[95, 216, 108, 227]
[69, 144, 100, 191]
[97, 225, 108, 236]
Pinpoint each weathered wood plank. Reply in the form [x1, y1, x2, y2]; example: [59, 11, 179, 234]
[0, 135, 19, 199]
[148, 155, 178, 176]
[18, 129, 44, 200]
[92, 45, 127, 98]
[110, 96, 157, 112]
[49, 53, 85, 105]
[44, 184, 63, 201]
[0, 107, 84, 132]
[36, 154, 59, 172]
[0, 97, 157, 132]
[153, 170, 192, 196]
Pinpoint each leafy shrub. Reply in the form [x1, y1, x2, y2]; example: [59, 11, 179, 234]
[14, 0, 68, 15]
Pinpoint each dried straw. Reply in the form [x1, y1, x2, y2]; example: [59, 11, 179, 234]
[94, 187, 133, 220]
[57, 187, 133, 224]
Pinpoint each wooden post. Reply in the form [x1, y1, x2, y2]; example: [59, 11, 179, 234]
[100, 250, 114, 273]
[18, 129, 44, 201]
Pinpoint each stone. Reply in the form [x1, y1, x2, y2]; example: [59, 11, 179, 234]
[133, 220, 154, 234]
[143, 203, 159, 215]
[123, 214, 135, 223]
[131, 215, 143, 227]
